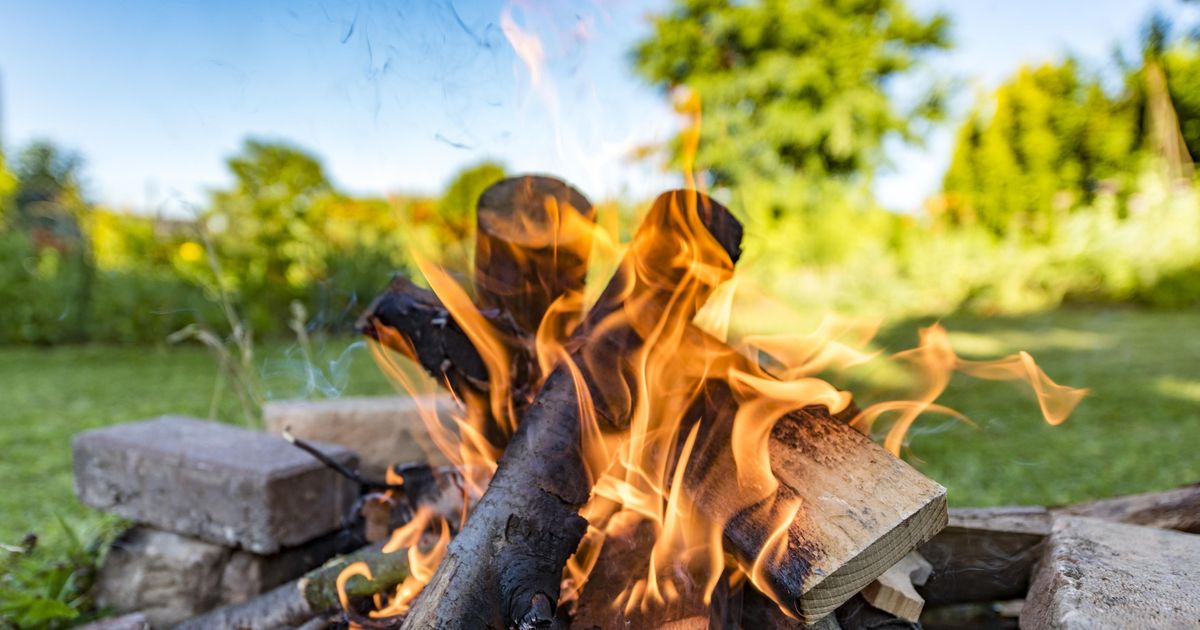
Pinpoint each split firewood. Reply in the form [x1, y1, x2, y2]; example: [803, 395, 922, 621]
[397, 189, 742, 630]
[361, 192, 945, 626]
[859, 552, 932, 622]
[682, 380, 947, 626]
[362, 283, 945, 627]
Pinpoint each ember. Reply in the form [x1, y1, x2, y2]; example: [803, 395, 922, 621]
[342, 173, 1084, 629]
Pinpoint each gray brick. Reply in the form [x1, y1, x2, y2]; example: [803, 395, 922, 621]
[73, 416, 358, 553]
[263, 395, 455, 481]
[96, 526, 342, 628]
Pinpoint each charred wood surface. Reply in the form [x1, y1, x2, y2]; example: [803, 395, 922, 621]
[474, 175, 595, 336]
[173, 542, 409, 630]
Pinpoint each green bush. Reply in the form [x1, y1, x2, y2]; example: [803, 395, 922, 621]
[0, 517, 122, 629]
[736, 169, 1200, 323]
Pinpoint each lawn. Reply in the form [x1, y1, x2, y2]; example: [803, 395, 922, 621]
[1, 307, 1198, 549]
[0, 339, 395, 548]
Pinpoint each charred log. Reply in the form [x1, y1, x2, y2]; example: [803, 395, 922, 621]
[395, 189, 742, 630]
[474, 175, 595, 338]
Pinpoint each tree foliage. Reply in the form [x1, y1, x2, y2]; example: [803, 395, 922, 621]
[634, 0, 951, 188]
[941, 62, 1138, 236]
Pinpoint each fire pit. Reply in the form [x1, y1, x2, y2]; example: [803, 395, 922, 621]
[324, 175, 1083, 629]
[155, 175, 1200, 630]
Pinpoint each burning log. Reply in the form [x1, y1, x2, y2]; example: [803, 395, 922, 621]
[682, 381, 947, 625]
[396, 189, 742, 629]
[358, 276, 528, 412]
[360, 184, 948, 627]
[174, 542, 411, 630]
[474, 175, 595, 338]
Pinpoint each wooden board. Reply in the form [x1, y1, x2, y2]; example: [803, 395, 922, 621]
[685, 384, 948, 626]
[1021, 516, 1200, 629]
[860, 552, 931, 621]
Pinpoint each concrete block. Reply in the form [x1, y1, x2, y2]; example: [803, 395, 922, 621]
[1021, 516, 1200, 629]
[96, 528, 228, 628]
[96, 526, 342, 628]
[74, 416, 358, 553]
[263, 395, 455, 481]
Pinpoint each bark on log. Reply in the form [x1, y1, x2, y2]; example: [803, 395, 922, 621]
[474, 175, 595, 337]
[357, 276, 528, 406]
[173, 543, 410, 630]
[397, 190, 742, 630]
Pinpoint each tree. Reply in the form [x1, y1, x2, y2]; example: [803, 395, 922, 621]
[1134, 12, 1194, 180]
[392, 161, 506, 275]
[206, 139, 338, 328]
[941, 62, 1138, 236]
[633, 0, 951, 189]
[0, 149, 15, 228]
[12, 140, 87, 238]
[9, 140, 95, 340]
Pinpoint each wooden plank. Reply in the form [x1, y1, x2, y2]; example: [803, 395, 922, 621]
[1021, 516, 1200, 629]
[860, 552, 931, 621]
[685, 383, 948, 626]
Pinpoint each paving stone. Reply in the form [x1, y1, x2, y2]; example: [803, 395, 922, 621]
[75, 612, 150, 630]
[1021, 515, 1200, 629]
[96, 526, 342, 628]
[96, 528, 229, 628]
[263, 395, 455, 481]
[74, 416, 358, 553]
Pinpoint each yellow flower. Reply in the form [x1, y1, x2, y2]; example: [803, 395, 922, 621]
[178, 241, 204, 263]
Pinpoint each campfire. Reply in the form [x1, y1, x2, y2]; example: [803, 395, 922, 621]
[323, 174, 1085, 629]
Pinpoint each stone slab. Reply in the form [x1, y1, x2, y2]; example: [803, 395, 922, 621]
[1021, 516, 1200, 629]
[263, 395, 455, 481]
[97, 526, 341, 628]
[74, 416, 358, 553]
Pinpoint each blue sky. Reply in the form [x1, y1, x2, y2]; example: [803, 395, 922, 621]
[0, 0, 1194, 214]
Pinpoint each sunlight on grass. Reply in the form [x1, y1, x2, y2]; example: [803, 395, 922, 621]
[1156, 375, 1200, 403]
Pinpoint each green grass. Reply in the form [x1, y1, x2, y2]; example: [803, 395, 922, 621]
[0, 339, 394, 547]
[1, 308, 1198, 549]
[861, 308, 1200, 506]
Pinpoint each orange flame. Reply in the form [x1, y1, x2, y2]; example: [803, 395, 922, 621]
[356, 186, 1087, 622]
[851, 323, 1088, 455]
[344, 9, 1086, 622]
